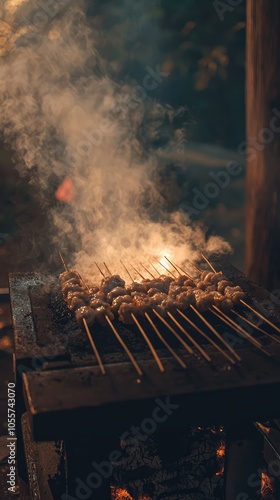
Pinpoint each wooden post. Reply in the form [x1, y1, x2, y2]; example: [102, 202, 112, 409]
[246, 0, 280, 290]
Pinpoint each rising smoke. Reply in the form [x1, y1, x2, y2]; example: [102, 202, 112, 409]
[0, 0, 230, 277]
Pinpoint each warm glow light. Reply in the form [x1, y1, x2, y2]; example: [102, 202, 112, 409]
[0, 0, 31, 57]
[48, 28, 61, 41]
[55, 177, 75, 203]
[157, 250, 173, 272]
[4, 0, 28, 16]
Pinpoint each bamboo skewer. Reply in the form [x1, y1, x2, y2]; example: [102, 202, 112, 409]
[152, 309, 193, 354]
[94, 261, 105, 277]
[58, 253, 106, 375]
[176, 309, 235, 364]
[156, 260, 176, 278]
[120, 260, 134, 281]
[190, 305, 242, 362]
[131, 313, 165, 372]
[167, 312, 211, 362]
[140, 262, 155, 279]
[59, 251, 69, 272]
[105, 315, 143, 376]
[60, 252, 278, 368]
[201, 253, 216, 272]
[103, 262, 112, 276]
[131, 266, 145, 280]
[82, 318, 106, 375]
[187, 259, 203, 273]
[145, 312, 187, 369]
[240, 300, 280, 335]
[211, 306, 271, 357]
[149, 261, 161, 276]
[164, 256, 182, 275]
[170, 260, 195, 282]
[212, 306, 263, 349]
[231, 309, 280, 345]
[199, 254, 280, 339]
[74, 269, 91, 292]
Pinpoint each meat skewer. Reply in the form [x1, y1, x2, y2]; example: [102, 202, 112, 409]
[191, 257, 274, 354]
[176, 261, 280, 344]
[62, 265, 145, 376]
[58, 255, 106, 375]
[200, 254, 280, 336]
[61, 264, 241, 334]
[65, 269, 157, 373]
[60, 253, 278, 366]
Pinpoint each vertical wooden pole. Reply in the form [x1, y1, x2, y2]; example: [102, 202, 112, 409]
[246, 0, 280, 290]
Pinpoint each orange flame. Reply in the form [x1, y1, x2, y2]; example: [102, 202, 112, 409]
[55, 177, 75, 203]
[111, 487, 151, 500]
[216, 442, 225, 476]
[261, 472, 275, 495]
[111, 487, 133, 500]
[216, 443, 225, 459]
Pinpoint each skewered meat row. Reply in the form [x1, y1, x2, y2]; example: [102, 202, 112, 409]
[59, 269, 246, 327]
[60, 270, 113, 326]
[196, 271, 245, 302]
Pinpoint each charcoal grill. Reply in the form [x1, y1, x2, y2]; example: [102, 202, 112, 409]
[9, 259, 280, 499]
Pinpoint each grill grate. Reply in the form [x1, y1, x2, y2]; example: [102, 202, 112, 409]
[9, 260, 280, 441]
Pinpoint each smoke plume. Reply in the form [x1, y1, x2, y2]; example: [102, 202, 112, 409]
[0, 0, 230, 277]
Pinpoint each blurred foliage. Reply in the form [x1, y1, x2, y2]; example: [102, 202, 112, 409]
[88, 0, 246, 149]
[1, 0, 245, 148]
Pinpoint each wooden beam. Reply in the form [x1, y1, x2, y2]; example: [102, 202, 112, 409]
[246, 1, 280, 289]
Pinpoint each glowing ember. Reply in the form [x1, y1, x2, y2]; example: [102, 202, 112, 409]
[216, 442, 225, 476]
[216, 443, 225, 458]
[261, 472, 275, 497]
[55, 177, 75, 203]
[111, 487, 133, 500]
